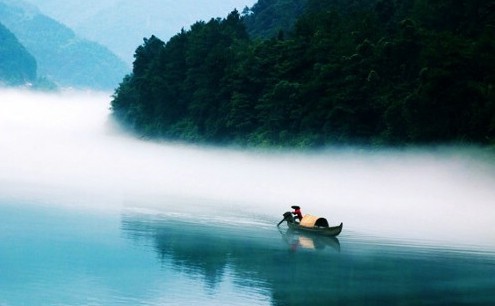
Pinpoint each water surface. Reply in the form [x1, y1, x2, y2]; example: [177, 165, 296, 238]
[1, 89, 494, 305]
[1, 201, 494, 305]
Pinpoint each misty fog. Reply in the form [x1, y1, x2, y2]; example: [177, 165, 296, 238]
[1, 89, 494, 250]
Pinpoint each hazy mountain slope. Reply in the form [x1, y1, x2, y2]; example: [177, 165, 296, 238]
[0, 21, 36, 85]
[0, 0, 128, 90]
[23, 0, 257, 65]
[20, 0, 121, 26]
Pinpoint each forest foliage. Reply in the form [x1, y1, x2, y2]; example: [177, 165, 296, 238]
[111, 0, 495, 147]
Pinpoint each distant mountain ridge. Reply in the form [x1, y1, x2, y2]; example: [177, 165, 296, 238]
[0, 0, 128, 90]
[22, 0, 257, 65]
[0, 21, 36, 86]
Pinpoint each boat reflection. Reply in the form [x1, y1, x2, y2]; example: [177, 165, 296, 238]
[279, 228, 341, 252]
[120, 211, 343, 297]
[120, 212, 495, 305]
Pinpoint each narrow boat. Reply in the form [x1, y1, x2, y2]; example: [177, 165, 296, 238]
[287, 221, 343, 237]
[277, 211, 343, 237]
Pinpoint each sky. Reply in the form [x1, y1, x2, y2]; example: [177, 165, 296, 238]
[22, 0, 258, 65]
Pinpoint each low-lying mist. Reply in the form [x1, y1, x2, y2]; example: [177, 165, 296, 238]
[1, 89, 494, 249]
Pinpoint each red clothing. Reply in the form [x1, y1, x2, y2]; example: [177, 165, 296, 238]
[293, 208, 303, 220]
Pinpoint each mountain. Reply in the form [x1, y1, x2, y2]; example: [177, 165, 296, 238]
[111, 0, 495, 147]
[0, 0, 128, 90]
[243, 0, 307, 39]
[0, 21, 36, 86]
[22, 0, 257, 65]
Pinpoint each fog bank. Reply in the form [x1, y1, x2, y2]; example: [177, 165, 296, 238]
[1, 89, 494, 249]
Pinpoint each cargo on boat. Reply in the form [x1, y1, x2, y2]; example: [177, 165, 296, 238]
[277, 211, 343, 237]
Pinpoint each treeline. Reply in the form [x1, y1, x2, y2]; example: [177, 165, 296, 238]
[111, 0, 495, 147]
[242, 0, 307, 39]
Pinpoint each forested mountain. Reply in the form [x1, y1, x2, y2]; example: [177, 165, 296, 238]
[243, 0, 307, 38]
[0, 22, 36, 86]
[111, 0, 495, 147]
[23, 0, 257, 65]
[0, 0, 128, 90]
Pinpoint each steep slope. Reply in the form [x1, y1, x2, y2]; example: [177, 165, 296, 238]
[243, 0, 307, 38]
[0, 0, 128, 90]
[0, 22, 36, 86]
[111, 0, 495, 147]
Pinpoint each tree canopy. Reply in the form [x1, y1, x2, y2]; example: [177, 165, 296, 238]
[111, 0, 495, 147]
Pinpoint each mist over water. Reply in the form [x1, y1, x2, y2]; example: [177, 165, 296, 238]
[1, 89, 494, 250]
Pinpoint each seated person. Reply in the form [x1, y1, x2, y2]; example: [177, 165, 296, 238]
[291, 205, 303, 222]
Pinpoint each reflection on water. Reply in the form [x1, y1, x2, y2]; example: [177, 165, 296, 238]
[278, 227, 341, 252]
[122, 211, 495, 305]
[1, 201, 495, 305]
[2, 90, 495, 305]
[121, 212, 279, 292]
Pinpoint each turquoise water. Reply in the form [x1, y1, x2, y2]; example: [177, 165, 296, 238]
[1, 200, 494, 305]
[0, 202, 268, 305]
[1, 90, 495, 305]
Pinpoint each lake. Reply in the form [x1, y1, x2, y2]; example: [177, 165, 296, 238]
[1, 90, 494, 305]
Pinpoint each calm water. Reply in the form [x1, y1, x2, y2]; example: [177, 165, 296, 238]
[1, 90, 495, 305]
[1, 199, 494, 305]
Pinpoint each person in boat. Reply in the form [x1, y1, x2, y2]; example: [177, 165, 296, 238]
[291, 205, 303, 222]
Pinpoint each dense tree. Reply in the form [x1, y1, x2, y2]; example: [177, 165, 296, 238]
[111, 0, 495, 147]
[243, 0, 307, 39]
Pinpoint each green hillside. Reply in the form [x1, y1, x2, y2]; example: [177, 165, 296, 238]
[243, 0, 307, 39]
[111, 0, 495, 147]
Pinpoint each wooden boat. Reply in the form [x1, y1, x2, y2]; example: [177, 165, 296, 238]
[287, 221, 343, 237]
[278, 211, 343, 237]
